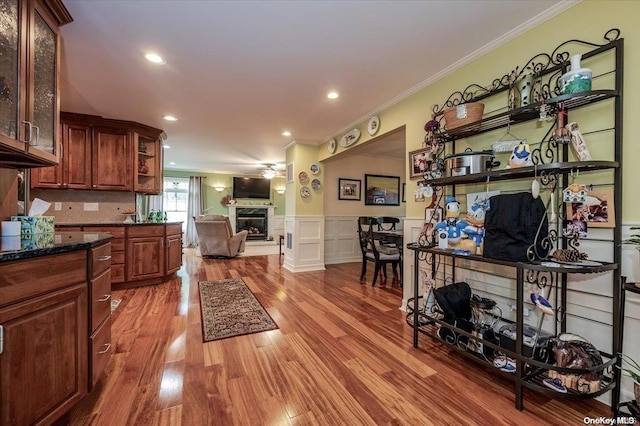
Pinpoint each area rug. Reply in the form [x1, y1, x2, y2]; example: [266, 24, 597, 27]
[198, 278, 278, 342]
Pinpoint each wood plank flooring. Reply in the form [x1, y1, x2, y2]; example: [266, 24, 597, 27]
[68, 249, 611, 425]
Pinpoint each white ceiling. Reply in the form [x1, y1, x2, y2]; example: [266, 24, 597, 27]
[58, 0, 574, 176]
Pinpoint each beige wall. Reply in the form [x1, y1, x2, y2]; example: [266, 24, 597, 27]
[322, 154, 405, 217]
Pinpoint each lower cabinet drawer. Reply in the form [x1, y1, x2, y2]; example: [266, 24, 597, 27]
[91, 243, 112, 277]
[90, 316, 112, 389]
[111, 264, 125, 283]
[90, 268, 111, 331]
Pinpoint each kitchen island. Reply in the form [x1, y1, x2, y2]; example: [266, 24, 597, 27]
[55, 222, 183, 288]
[0, 232, 113, 425]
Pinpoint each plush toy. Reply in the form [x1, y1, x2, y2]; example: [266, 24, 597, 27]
[435, 196, 468, 247]
[507, 141, 533, 168]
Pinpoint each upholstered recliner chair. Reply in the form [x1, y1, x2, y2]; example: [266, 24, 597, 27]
[195, 214, 249, 258]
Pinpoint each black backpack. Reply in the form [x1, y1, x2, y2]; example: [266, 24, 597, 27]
[433, 282, 474, 341]
[483, 192, 548, 262]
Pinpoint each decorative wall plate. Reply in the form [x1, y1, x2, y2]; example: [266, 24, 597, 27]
[300, 186, 311, 198]
[298, 171, 309, 183]
[311, 178, 321, 190]
[367, 115, 380, 136]
[339, 128, 361, 148]
[328, 138, 337, 154]
[310, 163, 320, 175]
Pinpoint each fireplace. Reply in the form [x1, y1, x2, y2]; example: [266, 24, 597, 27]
[236, 208, 268, 240]
[228, 205, 275, 240]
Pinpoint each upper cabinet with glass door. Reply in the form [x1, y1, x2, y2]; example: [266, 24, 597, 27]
[0, 0, 72, 168]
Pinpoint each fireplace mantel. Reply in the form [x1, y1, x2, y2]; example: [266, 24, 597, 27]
[227, 205, 276, 239]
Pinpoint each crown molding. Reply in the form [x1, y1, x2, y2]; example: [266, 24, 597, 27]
[329, 0, 581, 141]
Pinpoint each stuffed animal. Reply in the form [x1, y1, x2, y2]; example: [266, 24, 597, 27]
[435, 196, 468, 247]
[507, 141, 533, 168]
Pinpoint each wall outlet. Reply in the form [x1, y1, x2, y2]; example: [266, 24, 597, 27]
[84, 202, 99, 211]
[54, 202, 62, 211]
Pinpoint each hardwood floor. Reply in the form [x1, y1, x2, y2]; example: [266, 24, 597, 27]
[68, 250, 611, 425]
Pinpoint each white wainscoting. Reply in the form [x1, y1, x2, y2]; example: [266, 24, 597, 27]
[283, 216, 325, 273]
[324, 216, 361, 265]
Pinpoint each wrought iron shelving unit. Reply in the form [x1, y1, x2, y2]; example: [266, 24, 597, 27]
[408, 30, 624, 412]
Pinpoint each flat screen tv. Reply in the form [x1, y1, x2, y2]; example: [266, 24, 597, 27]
[232, 177, 271, 199]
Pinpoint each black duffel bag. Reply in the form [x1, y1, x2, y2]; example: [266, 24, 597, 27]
[483, 192, 548, 262]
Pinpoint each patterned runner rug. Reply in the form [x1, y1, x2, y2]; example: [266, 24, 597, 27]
[198, 278, 278, 342]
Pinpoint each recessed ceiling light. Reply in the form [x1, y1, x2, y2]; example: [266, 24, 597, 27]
[169, 162, 175, 165]
[163, 144, 171, 149]
[281, 130, 291, 137]
[163, 115, 177, 121]
[145, 53, 165, 64]
[327, 91, 339, 99]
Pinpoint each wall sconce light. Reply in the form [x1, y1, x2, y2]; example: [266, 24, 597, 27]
[275, 188, 285, 194]
[214, 186, 226, 192]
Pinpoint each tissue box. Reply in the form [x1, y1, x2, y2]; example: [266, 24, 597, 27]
[11, 216, 55, 237]
[18, 232, 55, 250]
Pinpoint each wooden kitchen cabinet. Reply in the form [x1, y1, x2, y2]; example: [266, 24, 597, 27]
[126, 225, 165, 281]
[31, 122, 92, 189]
[0, 0, 72, 169]
[166, 224, 183, 274]
[31, 112, 164, 192]
[88, 242, 112, 389]
[135, 133, 162, 194]
[84, 226, 125, 283]
[92, 126, 132, 191]
[0, 250, 88, 426]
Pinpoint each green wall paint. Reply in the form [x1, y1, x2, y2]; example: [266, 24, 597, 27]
[164, 170, 286, 216]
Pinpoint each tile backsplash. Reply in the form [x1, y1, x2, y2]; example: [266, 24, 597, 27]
[30, 189, 136, 223]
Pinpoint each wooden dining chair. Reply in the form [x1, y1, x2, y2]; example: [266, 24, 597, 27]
[376, 216, 401, 248]
[376, 216, 399, 231]
[357, 217, 400, 286]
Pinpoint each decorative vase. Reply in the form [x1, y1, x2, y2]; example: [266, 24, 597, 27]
[560, 54, 592, 94]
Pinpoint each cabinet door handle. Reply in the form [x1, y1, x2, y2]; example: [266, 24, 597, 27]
[97, 255, 111, 261]
[22, 121, 32, 144]
[97, 294, 111, 302]
[31, 125, 40, 146]
[97, 343, 112, 354]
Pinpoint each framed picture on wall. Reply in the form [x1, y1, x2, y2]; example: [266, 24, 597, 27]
[364, 174, 400, 206]
[338, 178, 361, 201]
[409, 147, 433, 180]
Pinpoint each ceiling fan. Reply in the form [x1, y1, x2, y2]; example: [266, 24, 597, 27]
[261, 164, 278, 179]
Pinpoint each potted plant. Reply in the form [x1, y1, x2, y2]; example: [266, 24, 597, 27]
[618, 352, 640, 405]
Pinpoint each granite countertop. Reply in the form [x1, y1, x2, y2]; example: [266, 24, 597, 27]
[0, 232, 113, 262]
[56, 221, 183, 227]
